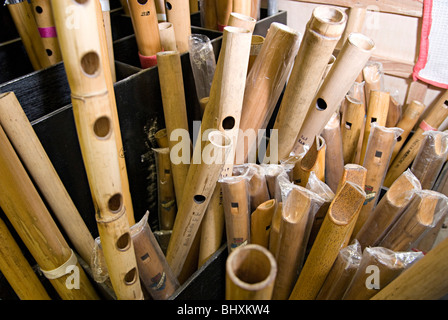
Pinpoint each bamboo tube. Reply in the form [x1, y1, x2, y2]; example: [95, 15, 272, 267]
[289, 181, 366, 300]
[165, 0, 191, 53]
[158, 22, 177, 51]
[268, 202, 282, 256]
[155, 128, 169, 148]
[352, 125, 403, 237]
[154, 0, 166, 22]
[157, 51, 190, 207]
[233, 0, 251, 16]
[30, 0, 62, 65]
[221, 176, 251, 253]
[216, 0, 232, 31]
[52, 0, 142, 299]
[363, 62, 383, 105]
[250, 0, 260, 19]
[0, 217, 51, 300]
[201, 0, 218, 30]
[341, 96, 365, 164]
[410, 131, 448, 190]
[227, 12, 256, 32]
[378, 190, 448, 252]
[0, 125, 99, 300]
[316, 240, 362, 300]
[251, 199, 276, 249]
[127, 0, 162, 68]
[358, 90, 390, 165]
[272, 187, 313, 300]
[166, 130, 232, 277]
[354, 169, 421, 249]
[98, 0, 116, 82]
[153, 147, 177, 230]
[337, 5, 366, 50]
[131, 212, 180, 299]
[318, 54, 336, 90]
[385, 91, 448, 188]
[343, 247, 423, 300]
[292, 33, 375, 155]
[0, 92, 95, 265]
[371, 236, 448, 300]
[6, 0, 52, 70]
[248, 35, 264, 73]
[269, 6, 347, 161]
[322, 112, 344, 192]
[236, 22, 301, 164]
[389, 100, 425, 164]
[226, 244, 277, 300]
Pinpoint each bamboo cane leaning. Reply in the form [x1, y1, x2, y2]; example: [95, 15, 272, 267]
[52, 0, 143, 300]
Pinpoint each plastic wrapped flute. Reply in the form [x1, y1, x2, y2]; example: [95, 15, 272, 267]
[250, 199, 276, 249]
[0, 125, 99, 300]
[52, 0, 143, 299]
[292, 33, 375, 155]
[362, 61, 384, 104]
[226, 244, 277, 300]
[270, 6, 347, 161]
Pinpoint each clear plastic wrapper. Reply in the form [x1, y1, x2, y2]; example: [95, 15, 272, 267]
[342, 246, 423, 300]
[410, 130, 448, 189]
[363, 61, 384, 103]
[316, 240, 362, 300]
[91, 237, 109, 284]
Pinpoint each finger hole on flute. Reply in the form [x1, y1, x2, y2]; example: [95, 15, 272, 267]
[108, 193, 124, 213]
[137, 0, 148, 4]
[221, 116, 236, 130]
[116, 232, 132, 251]
[316, 98, 327, 111]
[80, 51, 100, 76]
[193, 194, 206, 204]
[93, 116, 112, 139]
[74, 0, 89, 4]
[124, 267, 138, 285]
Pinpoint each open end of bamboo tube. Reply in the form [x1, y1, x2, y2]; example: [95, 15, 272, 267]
[158, 21, 172, 31]
[309, 6, 347, 37]
[418, 197, 436, 226]
[347, 33, 375, 52]
[229, 12, 256, 24]
[363, 62, 383, 83]
[330, 182, 366, 225]
[386, 173, 420, 207]
[258, 199, 276, 211]
[226, 244, 277, 291]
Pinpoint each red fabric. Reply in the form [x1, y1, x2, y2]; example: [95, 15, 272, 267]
[138, 52, 157, 69]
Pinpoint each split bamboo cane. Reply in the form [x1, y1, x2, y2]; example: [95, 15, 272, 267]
[158, 22, 177, 51]
[165, 0, 191, 53]
[166, 130, 232, 277]
[322, 112, 344, 192]
[358, 90, 390, 165]
[289, 181, 366, 300]
[127, 0, 162, 68]
[354, 169, 421, 249]
[6, 0, 52, 70]
[341, 96, 365, 164]
[371, 236, 448, 300]
[292, 33, 375, 155]
[352, 125, 403, 237]
[389, 100, 425, 164]
[251, 199, 276, 249]
[384, 90, 448, 188]
[0, 125, 99, 300]
[226, 244, 277, 300]
[236, 22, 301, 164]
[269, 6, 347, 161]
[157, 51, 190, 207]
[52, 0, 142, 299]
[0, 92, 95, 265]
[0, 217, 51, 300]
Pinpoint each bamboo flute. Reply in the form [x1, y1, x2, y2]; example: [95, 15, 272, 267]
[362, 62, 383, 105]
[236, 22, 301, 164]
[410, 131, 448, 190]
[248, 166, 271, 211]
[233, 0, 251, 16]
[389, 100, 425, 163]
[378, 190, 448, 252]
[322, 112, 344, 192]
[251, 199, 276, 249]
[269, 6, 347, 161]
[342, 247, 423, 300]
[289, 181, 366, 300]
[0, 124, 99, 300]
[354, 169, 421, 249]
[0, 217, 51, 300]
[220, 176, 251, 252]
[341, 96, 365, 164]
[227, 12, 256, 32]
[52, 0, 142, 299]
[272, 187, 314, 300]
[292, 33, 375, 155]
[157, 51, 190, 207]
[6, 0, 52, 70]
[98, 0, 116, 82]
[268, 202, 282, 257]
[30, 0, 62, 65]
[384, 90, 448, 188]
[155, 0, 166, 22]
[226, 244, 277, 300]
[337, 5, 366, 50]
[0, 92, 95, 265]
[352, 125, 403, 237]
[165, 0, 191, 53]
[195, 26, 252, 266]
[127, 0, 161, 68]
[158, 22, 177, 51]
[166, 131, 232, 277]
[371, 236, 448, 300]
[216, 0, 232, 31]
[358, 90, 390, 165]
[386, 95, 401, 127]
[201, 0, 218, 30]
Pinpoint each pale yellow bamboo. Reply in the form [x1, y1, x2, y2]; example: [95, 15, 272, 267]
[322, 112, 344, 192]
[158, 22, 177, 51]
[216, 0, 232, 30]
[341, 95, 365, 164]
[233, 0, 252, 16]
[251, 199, 276, 249]
[165, 0, 191, 53]
[337, 5, 366, 49]
[268, 202, 283, 256]
[227, 12, 257, 32]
